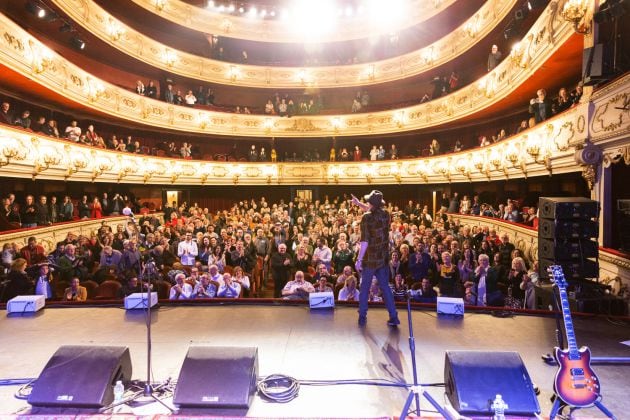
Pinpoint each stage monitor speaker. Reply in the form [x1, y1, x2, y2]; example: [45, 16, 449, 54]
[173, 346, 258, 408]
[538, 218, 599, 240]
[444, 350, 540, 416]
[538, 238, 599, 260]
[28, 345, 132, 408]
[539, 197, 599, 220]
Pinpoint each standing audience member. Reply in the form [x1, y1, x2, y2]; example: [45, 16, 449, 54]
[487, 44, 502, 71]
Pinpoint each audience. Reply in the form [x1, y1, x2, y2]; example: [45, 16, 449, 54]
[0, 190, 548, 311]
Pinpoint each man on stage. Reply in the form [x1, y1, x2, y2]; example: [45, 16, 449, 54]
[353, 190, 399, 327]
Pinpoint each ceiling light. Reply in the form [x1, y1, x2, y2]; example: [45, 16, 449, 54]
[238, 6, 244, 13]
[270, 10, 276, 17]
[260, 9, 267, 17]
[227, 4, 235, 12]
[248, 7, 257, 17]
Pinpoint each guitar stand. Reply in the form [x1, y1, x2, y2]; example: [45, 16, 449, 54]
[546, 281, 617, 420]
[550, 394, 616, 420]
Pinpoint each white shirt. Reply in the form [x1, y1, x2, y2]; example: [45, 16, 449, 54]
[477, 273, 487, 306]
[169, 283, 192, 300]
[177, 240, 198, 266]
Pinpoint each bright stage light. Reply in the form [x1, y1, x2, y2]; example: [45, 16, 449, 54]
[227, 4, 235, 12]
[260, 9, 267, 17]
[281, 8, 289, 20]
[248, 7, 257, 17]
[238, 6, 244, 13]
[207, 1, 214, 9]
[289, 0, 337, 38]
[345, 6, 353, 16]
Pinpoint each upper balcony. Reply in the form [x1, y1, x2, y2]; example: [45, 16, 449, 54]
[125, 0, 457, 44]
[43, 0, 516, 89]
[0, 1, 581, 138]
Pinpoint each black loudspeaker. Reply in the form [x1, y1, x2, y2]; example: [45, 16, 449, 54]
[538, 238, 599, 260]
[539, 197, 599, 220]
[538, 218, 599, 239]
[28, 345, 132, 408]
[174, 346, 258, 408]
[539, 258, 599, 280]
[444, 350, 540, 416]
[582, 43, 613, 85]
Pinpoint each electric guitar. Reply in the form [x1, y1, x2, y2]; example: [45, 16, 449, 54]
[549, 265, 600, 407]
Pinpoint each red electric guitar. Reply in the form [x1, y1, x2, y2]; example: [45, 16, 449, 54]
[549, 265, 600, 407]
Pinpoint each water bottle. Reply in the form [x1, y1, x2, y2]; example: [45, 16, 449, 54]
[113, 380, 124, 412]
[491, 394, 508, 420]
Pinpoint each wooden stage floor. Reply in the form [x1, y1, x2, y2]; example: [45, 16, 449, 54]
[0, 303, 628, 418]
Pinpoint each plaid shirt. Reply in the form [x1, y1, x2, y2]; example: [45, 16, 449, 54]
[360, 208, 390, 269]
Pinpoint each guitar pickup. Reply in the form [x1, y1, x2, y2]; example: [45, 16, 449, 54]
[570, 368, 585, 376]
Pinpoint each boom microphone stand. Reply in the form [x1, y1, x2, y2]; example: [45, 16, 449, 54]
[108, 209, 173, 413]
[399, 291, 452, 420]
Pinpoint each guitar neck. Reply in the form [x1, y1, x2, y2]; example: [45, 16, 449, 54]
[556, 283, 580, 358]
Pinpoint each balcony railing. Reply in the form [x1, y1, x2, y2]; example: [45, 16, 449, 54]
[50, 0, 515, 89]
[128, 0, 457, 44]
[0, 100, 592, 185]
[0, 3, 576, 138]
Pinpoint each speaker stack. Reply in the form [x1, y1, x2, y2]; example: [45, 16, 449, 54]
[538, 197, 599, 281]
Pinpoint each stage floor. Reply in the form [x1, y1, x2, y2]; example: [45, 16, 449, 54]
[0, 303, 629, 418]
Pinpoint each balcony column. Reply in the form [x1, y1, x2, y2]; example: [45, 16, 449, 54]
[593, 163, 612, 247]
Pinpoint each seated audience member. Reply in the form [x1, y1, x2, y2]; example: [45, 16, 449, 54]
[391, 273, 408, 302]
[232, 266, 251, 295]
[193, 274, 217, 298]
[522, 207, 537, 227]
[208, 264, 224, 285]
[217, 273, 242, 298]
[412, 277, 437, 303]
[467, 254, 503, 306]
[58, 244, 87, 283]
[313, 275, 333, 293]
[335, 265, 354, 285]
[34, 263, 53, 299]
[20, 236, 46, 266]
[64, 277, 87, 302]
[437, 251, 460, 297]
[338, 275, 360, 302]
[169, 273, 192, 300]
[281, 270, 314, 300]
[429, 139, 440, 156]
[3, 258, 33, 301]
[368, 279, 383, 302]
[118, 276, 145, 298]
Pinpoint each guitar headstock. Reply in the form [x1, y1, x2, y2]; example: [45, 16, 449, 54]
[548, 265, 567, 289]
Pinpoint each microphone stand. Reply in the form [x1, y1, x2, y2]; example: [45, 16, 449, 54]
[111, 212, 173, 413]
[399, 290, 452, 420]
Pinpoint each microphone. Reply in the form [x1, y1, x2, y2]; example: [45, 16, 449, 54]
[122, 207, 137, 224]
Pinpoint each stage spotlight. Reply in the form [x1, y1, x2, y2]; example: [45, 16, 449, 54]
[270, 10, 276, 17]
[207, 0, 214, 9]
[248, 7, 257, 17]
[527, 0, 548, 10]
[26, 1, 47, 18]
[281, 8, 289, 20]
[70, 36, 86, 50]
[260, 9, 267, 17]
[238, 6, 244, 13]
[217, 4, 225, 12]
[514, 7, 528, 21]
[227, 4, 235, 12]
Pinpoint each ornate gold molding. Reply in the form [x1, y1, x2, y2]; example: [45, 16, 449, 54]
[0, 107, 586, 186]
[128, 0, 456, 44]
[51, 0, 515, 89]
[0, 4, 576, 137]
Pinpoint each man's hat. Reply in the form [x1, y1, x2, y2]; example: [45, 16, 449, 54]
[364, 190, 385, 207]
